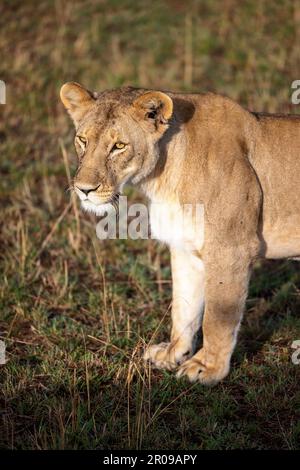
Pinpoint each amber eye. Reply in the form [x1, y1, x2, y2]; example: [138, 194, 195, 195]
[113, 142, 126, 150]
[77, 135, 87, 144]
[75, 135, 88, 157]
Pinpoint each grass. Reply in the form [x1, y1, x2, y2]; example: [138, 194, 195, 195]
[0, 0, 300, 450]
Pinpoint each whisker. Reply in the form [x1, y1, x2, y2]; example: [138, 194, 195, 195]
[65, 185, 75, 194]
[111, 192, 120, 217]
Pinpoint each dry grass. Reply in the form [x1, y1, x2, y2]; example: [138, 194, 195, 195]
[0, 0, 300, 450]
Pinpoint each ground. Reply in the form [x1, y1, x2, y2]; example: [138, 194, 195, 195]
[0, 0, 299, 450]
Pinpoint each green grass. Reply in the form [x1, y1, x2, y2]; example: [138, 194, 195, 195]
[0, 0, 300, 450]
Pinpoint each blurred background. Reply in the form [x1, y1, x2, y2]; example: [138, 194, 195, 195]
[0, 0, 299, 450]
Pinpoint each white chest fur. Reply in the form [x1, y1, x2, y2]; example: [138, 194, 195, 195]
[149, 201, 204, 251]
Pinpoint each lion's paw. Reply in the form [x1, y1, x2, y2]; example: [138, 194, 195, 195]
[176, 349, 229, 386]
[143, 342, 192, 371]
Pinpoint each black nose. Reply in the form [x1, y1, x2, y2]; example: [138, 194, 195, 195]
[76, 184, 100, 196]
[81, 188, 92, 196]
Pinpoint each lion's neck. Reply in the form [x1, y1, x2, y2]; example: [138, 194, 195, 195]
[136, 126, 204, 251]
[138, 127, 186, 205]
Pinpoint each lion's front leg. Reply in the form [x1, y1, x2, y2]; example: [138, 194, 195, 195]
[177, 248, 252, 385]
[144, 248, 204, 370]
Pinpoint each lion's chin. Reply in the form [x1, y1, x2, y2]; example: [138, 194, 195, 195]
[81, 200, 116, 216]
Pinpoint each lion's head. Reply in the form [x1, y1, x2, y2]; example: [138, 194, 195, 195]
[60, 82, 173, 215]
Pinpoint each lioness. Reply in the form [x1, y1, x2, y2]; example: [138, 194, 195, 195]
[60, 82, 300, 385]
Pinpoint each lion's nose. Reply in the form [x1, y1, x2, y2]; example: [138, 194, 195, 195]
[75, 184, 100, 196]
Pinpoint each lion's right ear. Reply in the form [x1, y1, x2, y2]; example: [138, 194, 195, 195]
[132, 91, 173, 133]
[60, 82, 95, 126]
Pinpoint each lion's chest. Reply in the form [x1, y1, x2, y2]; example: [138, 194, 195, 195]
[149, 201, 204, 251]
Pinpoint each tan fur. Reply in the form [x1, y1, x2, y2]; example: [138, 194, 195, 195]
[60, 82, 300, 385]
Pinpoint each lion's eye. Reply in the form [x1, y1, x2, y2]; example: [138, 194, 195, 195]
[113, 142, 126, 151]
[76, 135, 87, 151]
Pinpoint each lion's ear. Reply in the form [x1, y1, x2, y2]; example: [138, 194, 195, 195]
[132, 91, 173, 131]
[60, 82, 95, 125]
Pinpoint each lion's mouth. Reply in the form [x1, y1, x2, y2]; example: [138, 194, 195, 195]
[80, 192, 120, 216]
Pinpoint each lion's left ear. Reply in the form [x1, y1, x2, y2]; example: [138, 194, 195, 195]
[60, 82, 95, 126]
[132, 91, 173, 131]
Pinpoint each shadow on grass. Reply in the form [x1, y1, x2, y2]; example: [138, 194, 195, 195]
[234, 259, 300, 364]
